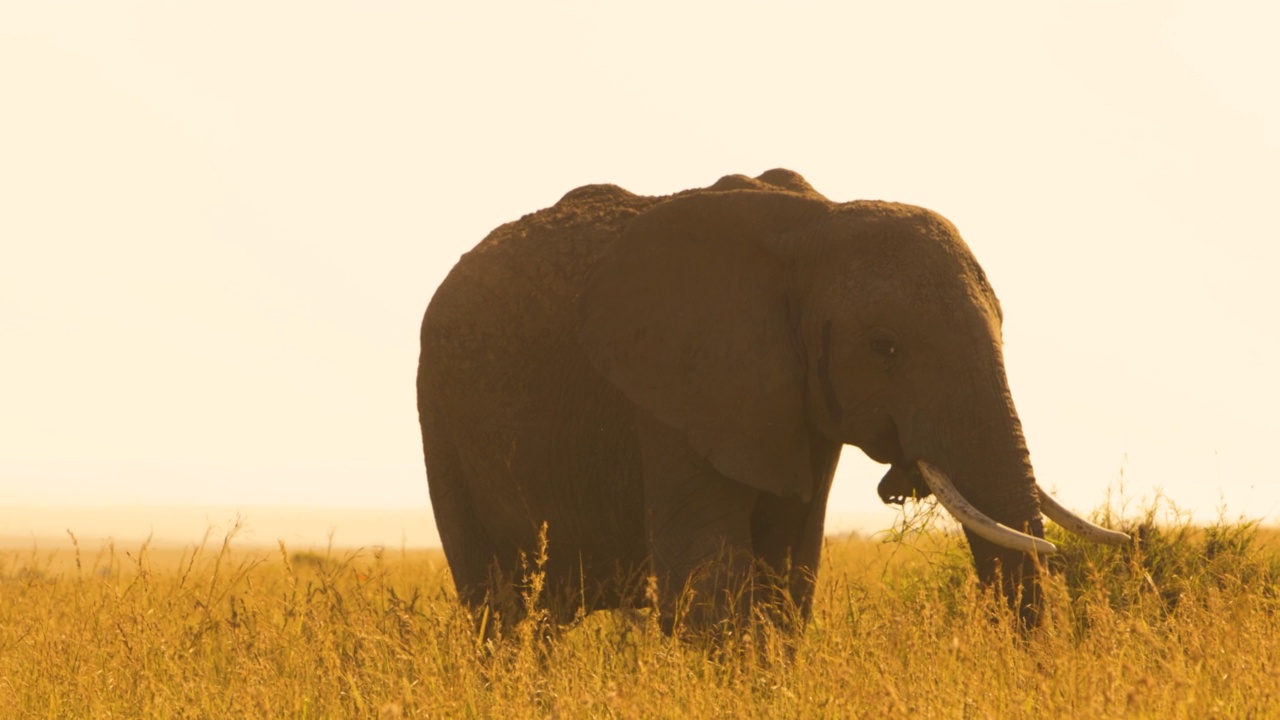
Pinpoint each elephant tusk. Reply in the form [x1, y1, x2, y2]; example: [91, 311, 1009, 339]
[1036, 486, 1131, 546]
[917, 460, 1058, 555]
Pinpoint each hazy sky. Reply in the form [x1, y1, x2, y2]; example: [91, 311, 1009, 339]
[2, 2, 1277, 541]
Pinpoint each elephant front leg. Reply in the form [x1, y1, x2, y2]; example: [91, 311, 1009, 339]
[749, 432, 842, 624]
[638, 419, 759, 636]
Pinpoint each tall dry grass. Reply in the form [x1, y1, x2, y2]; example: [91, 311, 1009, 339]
[1, 503, 1278, 719]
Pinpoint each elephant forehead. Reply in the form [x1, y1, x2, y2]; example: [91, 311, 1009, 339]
[816, 253, 999, 316]
[808, 207, 1002, 318]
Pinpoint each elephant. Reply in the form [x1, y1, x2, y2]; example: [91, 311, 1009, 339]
[417, 168, 1126, 633]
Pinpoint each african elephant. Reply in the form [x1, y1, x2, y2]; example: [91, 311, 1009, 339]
[417, 169, 1125, 632]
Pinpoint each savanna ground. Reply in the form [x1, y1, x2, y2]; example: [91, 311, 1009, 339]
[2, 498, 1278, 719]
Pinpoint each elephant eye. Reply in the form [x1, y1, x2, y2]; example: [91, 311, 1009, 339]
[869, 336, 896, 360]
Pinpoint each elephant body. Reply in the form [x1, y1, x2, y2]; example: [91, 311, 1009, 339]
[419, 184, 660, 614]
[419, 170, 1112, 630]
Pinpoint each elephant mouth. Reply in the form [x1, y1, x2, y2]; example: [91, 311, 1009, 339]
[878, 461, 1131, 553]
[877, 463, 927, 505]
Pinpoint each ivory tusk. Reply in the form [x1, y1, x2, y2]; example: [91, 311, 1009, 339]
[917, 460, 1058, 555]
[1036, 486, 1131, 546]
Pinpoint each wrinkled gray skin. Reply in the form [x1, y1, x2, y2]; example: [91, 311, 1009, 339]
[419, 169, 1046, 631]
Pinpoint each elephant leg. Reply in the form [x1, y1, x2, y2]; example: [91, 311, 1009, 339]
[637, 416, 759, 635]
[749, 433, 841, 623]
[421, 419, 524, 633]
[749, 494, 821, 623]
[964, 524, 1045, 629]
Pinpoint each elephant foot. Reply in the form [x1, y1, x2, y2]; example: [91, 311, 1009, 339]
[877, 464, 929, 505]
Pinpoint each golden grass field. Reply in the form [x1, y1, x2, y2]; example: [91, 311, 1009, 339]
[2, 504, 1278, 719]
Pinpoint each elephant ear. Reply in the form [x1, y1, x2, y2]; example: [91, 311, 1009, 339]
[579, 191, 826, 501]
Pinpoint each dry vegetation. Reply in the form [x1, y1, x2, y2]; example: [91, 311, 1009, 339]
[2, 502, 1279, 719]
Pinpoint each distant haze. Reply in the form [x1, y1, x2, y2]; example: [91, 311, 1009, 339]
[0, 505, 440, 550]
[2, 3, 1277, 546]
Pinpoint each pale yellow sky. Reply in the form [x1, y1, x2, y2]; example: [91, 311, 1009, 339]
[2, 2, 1277, 545]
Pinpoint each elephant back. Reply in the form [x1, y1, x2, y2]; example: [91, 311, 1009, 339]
[420, 184, 658, 432]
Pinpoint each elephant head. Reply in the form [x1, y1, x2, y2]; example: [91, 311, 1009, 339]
[580, 170, 1125, 623]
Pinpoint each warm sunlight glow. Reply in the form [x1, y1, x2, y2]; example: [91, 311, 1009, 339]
[1, 2, 1276, 546]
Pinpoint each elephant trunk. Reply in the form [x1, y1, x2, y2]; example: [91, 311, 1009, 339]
[946, 450, 1046, 626]
[893, 458, 1045, 625]
[907, 378, 1050, 626]
[912, 376, 1129, 625]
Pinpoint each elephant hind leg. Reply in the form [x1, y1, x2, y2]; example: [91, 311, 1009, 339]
[421, 420, 518, 623]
